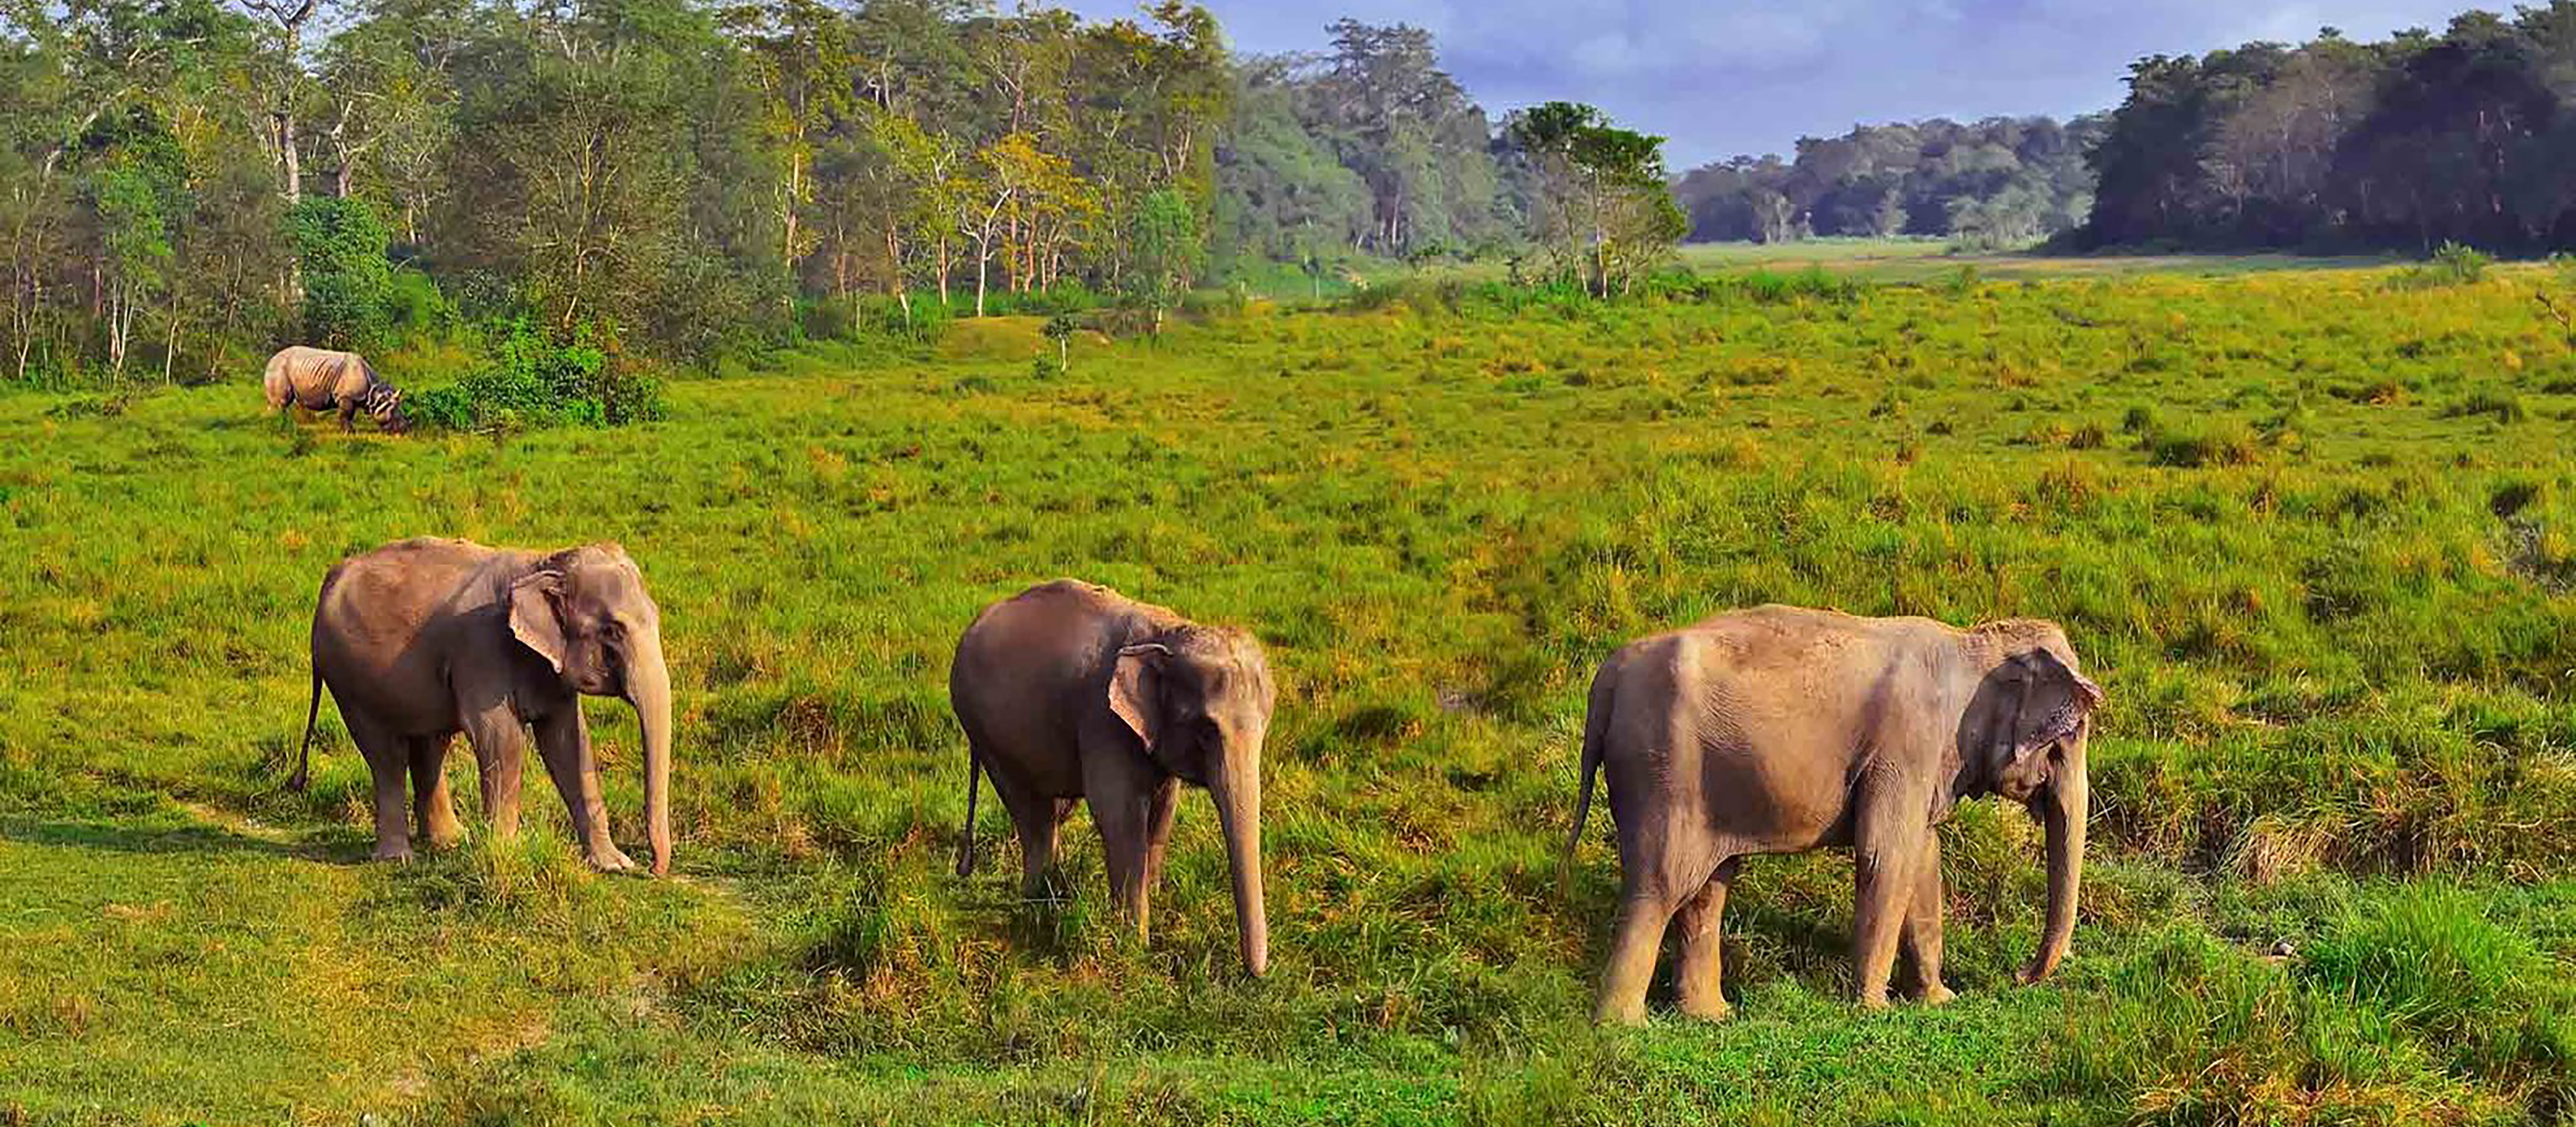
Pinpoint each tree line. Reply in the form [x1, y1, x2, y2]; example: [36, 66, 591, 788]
[1, 0, 1682, 388]
[1669, 116, 2107, 248]
[2081, 4, 2576, 253]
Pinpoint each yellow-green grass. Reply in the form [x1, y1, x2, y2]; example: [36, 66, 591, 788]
[2, 265, 2573, 1124]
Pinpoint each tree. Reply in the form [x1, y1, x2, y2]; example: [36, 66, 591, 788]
[288, 193, 389, 348]
[1124, 185, 1196, 331]
[1507, 101, 1680, 296]
[92, 155, 173, 379]
[726, 0, 850, 307]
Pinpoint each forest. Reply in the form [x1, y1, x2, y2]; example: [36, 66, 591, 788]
[1669, 115, 2108, 248]
[0, 0, 1685, 388]
[2083, 4, 2576, 252]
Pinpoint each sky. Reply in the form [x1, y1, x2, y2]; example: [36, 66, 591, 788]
[1066, 1, 2478, 170]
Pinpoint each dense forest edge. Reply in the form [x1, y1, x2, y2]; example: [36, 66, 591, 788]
[9, 1, 2576, 402]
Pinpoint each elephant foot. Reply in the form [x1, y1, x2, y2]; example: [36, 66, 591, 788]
[1854, 990, 1892, 1012]
[1920, 982, 1956, 1006]
[1592, 998, 1650, 1027]
[1678, 996, 1733, 1022]
[584, 845, 638, 872]
[371, 844, 414, 863]
[425, 826, 468, 852]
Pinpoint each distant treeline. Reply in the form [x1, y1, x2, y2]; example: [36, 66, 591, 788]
[2084, 5, 2576, 253]
[1670, 116, 2108, 248]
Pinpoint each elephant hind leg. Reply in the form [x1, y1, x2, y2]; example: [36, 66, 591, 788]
[1595, 883, 1680, 1026]
[409, 734, 466, 850]
[345, 713, 412, 862]
[987, 767, 1068, 901]
[1673, 857, 1742, 1020]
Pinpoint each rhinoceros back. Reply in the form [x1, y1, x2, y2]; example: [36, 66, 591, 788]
[264, 346, 374, 410]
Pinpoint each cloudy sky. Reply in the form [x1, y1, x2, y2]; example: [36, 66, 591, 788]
[1067, 1, 2476, 169]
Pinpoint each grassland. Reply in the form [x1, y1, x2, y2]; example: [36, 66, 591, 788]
[2, 262, 2574, 1125]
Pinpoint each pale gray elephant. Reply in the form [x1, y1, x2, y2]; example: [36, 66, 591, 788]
[294, 537, 673, 873]
[1565, 605, 2103, 1024]
[950, 580, 1274, 976]
[264, 345, 408, 433]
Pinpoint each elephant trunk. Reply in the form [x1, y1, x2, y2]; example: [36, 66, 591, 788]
[2025, 744, 2087, 983]
[627, 633, 675, 876]
[1210, 754, 1269, 978]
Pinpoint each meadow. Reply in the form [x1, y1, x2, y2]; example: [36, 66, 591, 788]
[2, 261, 2573, 1125]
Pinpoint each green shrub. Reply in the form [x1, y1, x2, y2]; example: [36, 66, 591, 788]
[287, 197, 395, 350]
[2389, 241, 2492, 290]
[2442, 389, 2528, 424]
[410, 317, 664, 430]
[2146, 421, 2260, 467]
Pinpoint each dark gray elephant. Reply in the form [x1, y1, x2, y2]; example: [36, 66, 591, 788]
[1565, 605, 2103, 1024]
[950, 580, 1275, 976]
[294, 537, 673, 873]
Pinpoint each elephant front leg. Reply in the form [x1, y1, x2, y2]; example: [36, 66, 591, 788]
[1140, 777, 1180, 898]
[1673, 857, 1741, 1021]
[537, 708, 633, 872]
[1902, 832, 1954, 1005]
[461, 703, 527, 839]
[1850, 784, 1931, 1010]
[1079, 748, 1161, 944]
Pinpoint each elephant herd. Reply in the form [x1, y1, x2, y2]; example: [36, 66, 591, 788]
[296, 536, 2105, 1025]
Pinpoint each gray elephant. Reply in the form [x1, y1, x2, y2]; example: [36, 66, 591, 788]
[1565, 605, 2103, 1024]
[264, 345, 408, 433]
[293, 537, 673, 874]
[950, 580, 1274, 977]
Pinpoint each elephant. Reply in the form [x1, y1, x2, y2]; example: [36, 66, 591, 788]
[264, 345, 408, 433]
[1564, 605, 2103, 1025]
[950, 580, 1274, 977]
[292, 537, 673, 874]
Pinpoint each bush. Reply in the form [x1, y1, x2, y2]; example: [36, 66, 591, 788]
[2145, 421, 2260, 467]
[385, 270, 457, 339]
[2389, 241, 2492, 290]
[410, 317, 665, 431]
[799, 294, 950, 353]
[2442, 389, 2528, 424]
[287, 197, 395, 350]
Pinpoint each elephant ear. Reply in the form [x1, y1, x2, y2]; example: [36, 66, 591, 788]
[1109, 642, 1171, 753]
[1994, 648, 2104, 797]
[509, 570, 570, 674]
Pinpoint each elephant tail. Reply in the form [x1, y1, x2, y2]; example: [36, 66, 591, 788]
[289, 666, 320, 793]
[1559, 659, 1617, 898]
[954, 745, 982, 877]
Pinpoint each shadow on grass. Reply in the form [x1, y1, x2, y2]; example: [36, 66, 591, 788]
[0, 816, 347, 862]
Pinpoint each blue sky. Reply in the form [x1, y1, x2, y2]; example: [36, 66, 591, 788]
[1069, 1, 2479, 169]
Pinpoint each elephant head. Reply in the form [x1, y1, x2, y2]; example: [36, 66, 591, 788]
[1974, 641, 2103, 986]
[1108, 625, 1276, 977]
[507, 544, 673, 875]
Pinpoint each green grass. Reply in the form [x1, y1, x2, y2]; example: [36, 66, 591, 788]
[3, 262, 2574, 1124]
